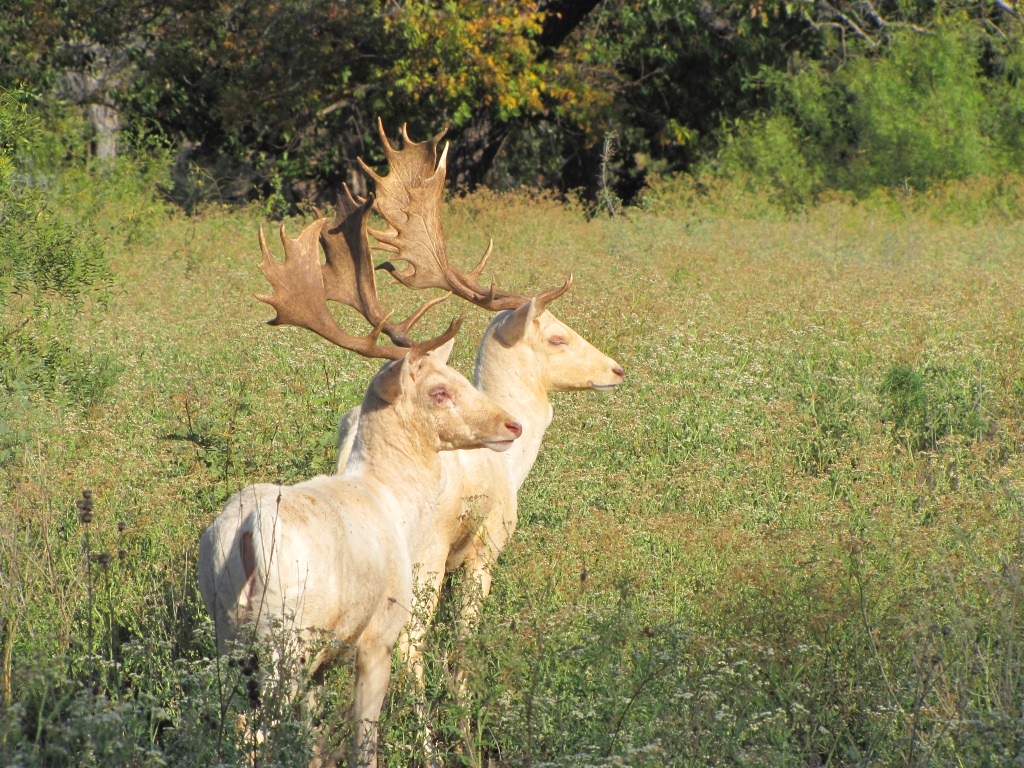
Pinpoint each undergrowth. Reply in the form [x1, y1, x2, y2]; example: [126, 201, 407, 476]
[2, 118, 1024, 764]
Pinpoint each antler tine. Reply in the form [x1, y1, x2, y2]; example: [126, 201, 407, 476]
[364, 121, 547, 312]
[320, 184, 451, 347]
[256, 219, 456, 360]
[533, 274, 574, 315]
[468, 239, 493, 281]
[413, 314, 464, 357]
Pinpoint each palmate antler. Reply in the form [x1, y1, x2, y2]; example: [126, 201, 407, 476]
[360, 118, 572, 314]
[319, 187, 451, 347]
[256, 188, 460, 361]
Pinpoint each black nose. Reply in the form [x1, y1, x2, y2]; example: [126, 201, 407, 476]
[612, 366, 625, 379]
[505, 421, 523, 439]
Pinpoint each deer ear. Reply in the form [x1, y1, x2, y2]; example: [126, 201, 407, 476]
[494, 299, 537, 347]
[424, 337, 456, 365]
[371, 358, 406, 403]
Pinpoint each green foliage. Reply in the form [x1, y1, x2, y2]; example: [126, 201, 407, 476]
[118, 0, 603, 204]
[5, 129, 1024, 765]
[850, 34, 990, 186]
[880, 362, 928, 443]
[0, 94, 108, 304]
[0, 493, 335, 766]
[0, 90, 173, 466]
[880, 360, 989, 453]
[383, 0, 547, 125]
[0, 91, 118, 418]
[3, 1, 1022, 203]
[3, 621, 327, 767]
[789, 353, 864, 475]
[718, 114, 819, 210]
[718, 23, 1024, 206]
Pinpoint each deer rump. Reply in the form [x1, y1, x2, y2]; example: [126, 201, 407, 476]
[199, 477, 410, 657]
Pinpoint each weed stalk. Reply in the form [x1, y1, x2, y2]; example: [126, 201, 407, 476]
[77, 490, 95, 687]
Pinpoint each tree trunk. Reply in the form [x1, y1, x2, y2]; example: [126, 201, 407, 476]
[448, 116, 509, 191]
[447, 1, 602, 189]
[88, 103, 120, 158]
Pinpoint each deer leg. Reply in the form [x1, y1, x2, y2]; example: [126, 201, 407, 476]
[433, 555, 494, 768]
[397, 569, 445, 767]
[458, 554, 494, 639]
[352, 641, 393, 768]
[452, 553, 496, 694]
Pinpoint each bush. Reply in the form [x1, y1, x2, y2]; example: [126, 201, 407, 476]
[716, 23, 1024, 207]
[717, 114, 820, 210]
[844, 26, 994, 191]
[0, 93, 110, 304]
[880, 360, 989, 453]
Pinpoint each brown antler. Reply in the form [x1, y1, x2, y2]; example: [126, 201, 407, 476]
[256, 208, 460, 361]
[319, 185, 450, 347]
[360, 118, 571, 312]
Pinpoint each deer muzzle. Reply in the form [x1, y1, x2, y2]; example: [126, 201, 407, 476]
[482, 419, 523, 452]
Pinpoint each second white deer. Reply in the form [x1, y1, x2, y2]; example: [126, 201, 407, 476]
[334, 123, 625, 697]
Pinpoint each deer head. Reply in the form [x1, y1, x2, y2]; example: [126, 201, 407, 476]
[488, 293, 625, 393]
[368, 338, 522, 452]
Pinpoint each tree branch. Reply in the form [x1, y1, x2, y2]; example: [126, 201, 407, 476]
[994, 0, 1021, 20]
[816, 1, 877, 47]
[696, 0, 736, 39]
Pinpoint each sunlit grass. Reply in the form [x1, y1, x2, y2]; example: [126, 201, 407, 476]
[3, 177, 1024, 765]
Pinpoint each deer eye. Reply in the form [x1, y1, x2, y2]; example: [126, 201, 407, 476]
[548, 336, 567, 347]
[429, 388, 452, 406]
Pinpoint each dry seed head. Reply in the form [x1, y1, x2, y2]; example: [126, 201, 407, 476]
[77, 505, 92, 524]
[246, 677, 261, 707]
[77, 490, 94, 524]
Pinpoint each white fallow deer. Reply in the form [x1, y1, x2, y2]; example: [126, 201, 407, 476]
[333, 123, 625, 699]
[198, 189, 523, 768]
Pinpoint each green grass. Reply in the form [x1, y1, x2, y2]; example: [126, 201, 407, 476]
[3, 178, 1024, 766]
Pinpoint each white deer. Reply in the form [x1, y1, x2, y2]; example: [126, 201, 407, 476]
[334, 123, 625, 689]
[198, 189, 523, 768]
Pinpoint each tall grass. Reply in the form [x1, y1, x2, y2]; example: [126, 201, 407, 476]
[2, 169, 1024, 765]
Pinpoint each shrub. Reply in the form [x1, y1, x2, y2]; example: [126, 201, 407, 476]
[717, 114, 820, 210]
[0, 492, 331, 767]
[844, 26, 994, 191]
[717, 22, 1024, 206]
[880, 361, 989, 452]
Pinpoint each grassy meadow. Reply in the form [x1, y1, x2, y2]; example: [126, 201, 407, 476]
[3, 177, 1024, 766]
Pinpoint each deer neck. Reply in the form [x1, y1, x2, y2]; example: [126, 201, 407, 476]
[475, 338, 552, 491]
[346, 397, 443, 512]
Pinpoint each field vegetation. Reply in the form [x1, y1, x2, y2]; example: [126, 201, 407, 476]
[3, 82, 1024, 763]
